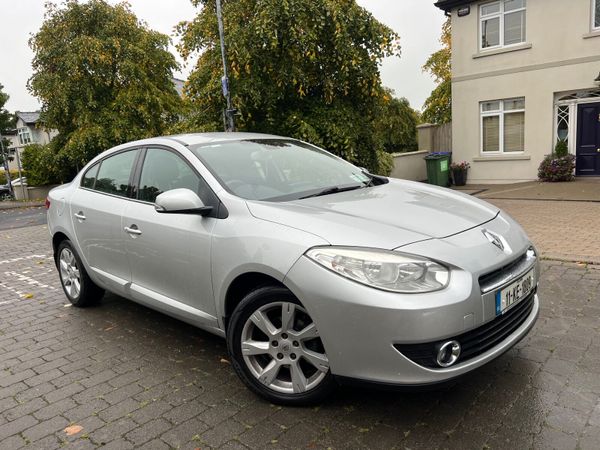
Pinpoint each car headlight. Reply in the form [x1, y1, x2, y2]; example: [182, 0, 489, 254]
[305, 247, 449, 293]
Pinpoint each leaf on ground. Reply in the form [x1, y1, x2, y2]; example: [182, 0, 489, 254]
[63, 304, 72, 307]
[23, 293, 34, 299]
[219, 358, 230, 364]
[64, 425, 83, 436]
[103, 326, 115, 331]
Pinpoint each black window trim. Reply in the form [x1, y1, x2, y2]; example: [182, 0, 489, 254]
[78, 144, 228, 219]
[79, 146, 142, 200]
[130, 144, 227, 219]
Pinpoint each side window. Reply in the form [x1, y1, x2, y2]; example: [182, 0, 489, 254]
[94, 150, 138, 197]
[81, 163, 99, 189]
[138, 148, 213, 204]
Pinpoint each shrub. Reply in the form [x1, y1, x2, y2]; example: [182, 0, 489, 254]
[375, 150, 394, 176]
[21, 144, 64, 186]
[0, 169, 28, 185]
[538, 154, 575, 182]
[554, 139, 568, 158]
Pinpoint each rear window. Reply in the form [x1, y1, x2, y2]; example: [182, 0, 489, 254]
[81, 150, 138, 197]
[81, 163, 99, 189]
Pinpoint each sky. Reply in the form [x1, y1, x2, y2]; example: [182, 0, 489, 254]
[0, 0, 446, 113]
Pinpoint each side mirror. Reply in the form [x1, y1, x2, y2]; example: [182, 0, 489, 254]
[154, 189, 213, 216]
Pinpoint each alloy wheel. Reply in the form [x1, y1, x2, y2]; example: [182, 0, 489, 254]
[59, 248, 81, 299]
[240, 301, 329, 394]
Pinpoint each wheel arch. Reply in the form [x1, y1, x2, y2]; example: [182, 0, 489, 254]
[52, 231, 70, 264]
[223, 271, 286, 330]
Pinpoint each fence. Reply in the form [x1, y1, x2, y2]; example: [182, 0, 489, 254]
[417, 122, 452, 152]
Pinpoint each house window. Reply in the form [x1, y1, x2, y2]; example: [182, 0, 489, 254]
[481, 98, 525, 154]
[18, 128, 32, 145]
[480, 0, 526, 49]
[595, 0, 600, 29]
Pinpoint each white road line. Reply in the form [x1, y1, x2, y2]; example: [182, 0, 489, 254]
[3, 271, 57, 291]
[0, 254, 49, 265]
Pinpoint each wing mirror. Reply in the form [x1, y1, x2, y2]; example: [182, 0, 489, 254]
[154, 189, 213, 216]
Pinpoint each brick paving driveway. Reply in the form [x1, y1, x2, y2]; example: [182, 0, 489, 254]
[1, 224, 599, 449]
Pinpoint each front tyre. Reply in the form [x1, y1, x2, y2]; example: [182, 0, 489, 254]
[227, 286, 336, 405]
[57, 240, 104, 307]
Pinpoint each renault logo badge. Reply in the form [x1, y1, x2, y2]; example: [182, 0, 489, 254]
[482, 229, 505, 252]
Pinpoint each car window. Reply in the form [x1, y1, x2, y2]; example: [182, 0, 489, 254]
[138, 148, 211, 204]
[81, 163, 99, 189]
[94, 150, 138, 197]
[190, 139, 371, 201]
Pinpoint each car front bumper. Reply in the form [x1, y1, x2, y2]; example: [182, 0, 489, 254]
[283, 214, 540, 386]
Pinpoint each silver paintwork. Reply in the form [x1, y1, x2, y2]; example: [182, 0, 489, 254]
[47, 132, 540, 388]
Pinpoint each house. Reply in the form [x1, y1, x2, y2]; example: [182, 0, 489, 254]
[2, 111, 58, 172]
[434, 0, 600, 182]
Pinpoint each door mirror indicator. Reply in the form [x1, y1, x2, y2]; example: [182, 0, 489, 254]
[154, 189, 213, 216]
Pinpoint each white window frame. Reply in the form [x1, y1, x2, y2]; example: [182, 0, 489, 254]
[593, 0, 600, 31]
[17, 127, 32, 146]
[480, 98, 526, 155]
[479, 0, 527, 51]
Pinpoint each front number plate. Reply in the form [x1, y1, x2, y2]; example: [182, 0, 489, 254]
[495, 269, 535, 315]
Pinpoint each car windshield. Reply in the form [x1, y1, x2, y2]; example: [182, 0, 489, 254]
[190, 139, 372, 201]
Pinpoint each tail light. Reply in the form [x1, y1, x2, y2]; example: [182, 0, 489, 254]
[45, 197, 51, 209]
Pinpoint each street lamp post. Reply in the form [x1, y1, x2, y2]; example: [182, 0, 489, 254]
[216, 0, 236, 132]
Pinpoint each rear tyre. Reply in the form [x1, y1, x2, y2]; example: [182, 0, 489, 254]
[57, 239, 104, 307]
[227, 286, 336, 405]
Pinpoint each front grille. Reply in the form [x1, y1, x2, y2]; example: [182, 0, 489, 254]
[478, 248, 536, 294]
[394, 290, 536, 369]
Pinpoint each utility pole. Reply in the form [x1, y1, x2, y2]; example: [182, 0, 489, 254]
[0, 132, 14, 197]
[216, 0, 236, 132]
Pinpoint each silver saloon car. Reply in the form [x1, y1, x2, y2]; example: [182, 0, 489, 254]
[47, 133, 540, 404]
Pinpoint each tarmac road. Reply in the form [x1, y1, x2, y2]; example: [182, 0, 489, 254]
[0, 206, 47, 230]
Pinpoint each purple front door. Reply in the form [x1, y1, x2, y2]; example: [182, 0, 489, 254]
[576, 102, 600, 176]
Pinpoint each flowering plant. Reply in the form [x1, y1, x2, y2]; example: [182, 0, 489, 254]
[450, 161, 470, 171]
[538, 154, 575, 182]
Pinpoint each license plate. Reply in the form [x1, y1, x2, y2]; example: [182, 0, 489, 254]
[495, 269, 535, 315]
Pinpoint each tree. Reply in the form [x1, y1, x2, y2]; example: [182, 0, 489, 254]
[422, 18, 451, 124]
[0, 84, 16, 169]
[28, 0, 182, 180]
[375, 89, 418, 153]
[177, 0, 401, 174]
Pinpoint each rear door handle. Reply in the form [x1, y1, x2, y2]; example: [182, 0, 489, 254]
[74, 212, 86, 220]
[124, 225, 142, 236]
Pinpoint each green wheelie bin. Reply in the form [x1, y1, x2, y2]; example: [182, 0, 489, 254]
[424, 152, 451, 187]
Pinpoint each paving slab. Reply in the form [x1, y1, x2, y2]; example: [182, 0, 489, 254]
[0, 224, 599, 449]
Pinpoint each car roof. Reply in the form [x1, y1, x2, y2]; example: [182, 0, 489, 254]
[163, 132, 287, 147]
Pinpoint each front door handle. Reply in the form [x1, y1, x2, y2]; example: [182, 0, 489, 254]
[74, 212, 86, 221]
[124, 225, 142, 236]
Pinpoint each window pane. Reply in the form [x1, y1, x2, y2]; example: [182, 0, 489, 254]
[596, 0, 600, 28]
[482, 101, 501, 112]
[482, 116, 500, 152]
[81, 163, 99, 189]
[139, 148, 202, 203]
[557, 105, 569, 142]
[482, 17, 500, 48]
[504, 98, 525, 110]
[504, 10, 526, 45]
[504, 0, 525, 12]
[504, 112, 525, 152]
[94, 150, 137, 197]
[481, 2, 500, 15]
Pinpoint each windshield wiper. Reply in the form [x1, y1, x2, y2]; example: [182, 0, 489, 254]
[299, 185, 365, 199]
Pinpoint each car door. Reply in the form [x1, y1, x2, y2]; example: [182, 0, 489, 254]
[70, 148, 140, 296]
[122, 146, 219, 324]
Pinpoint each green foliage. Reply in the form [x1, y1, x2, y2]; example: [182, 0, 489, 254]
[0, 170, 28, 185]
[422, 18, 451, 124]
[554, 139, 568, 158]
[28, 0, 182, 179]
[177, 0, 401, 174]
[0, 83, 16, 168]
[375, 90, 418, 154]
[21, 144, 68, 186]
[538, 154, 575, 182]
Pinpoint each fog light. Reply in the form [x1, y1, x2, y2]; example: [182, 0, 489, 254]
[436, 340, 461, 367]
